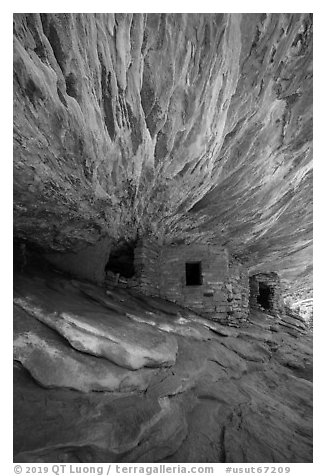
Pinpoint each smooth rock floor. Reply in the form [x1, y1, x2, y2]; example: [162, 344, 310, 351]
[14, 268, 312, 463]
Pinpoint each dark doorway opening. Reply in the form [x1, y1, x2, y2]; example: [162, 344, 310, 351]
[186, 262, 202, 286]
[105, 241, 135, 279]
[257, 282, 272, 310]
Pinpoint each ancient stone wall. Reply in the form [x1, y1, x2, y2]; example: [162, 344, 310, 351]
[249, 276, 260, 309]
[249, 272, 284, 315]
[227, 257, 250, 324]
[153, 243, 248, 322]
[158, 243, 229, 318]
[45, 236, 112, 284]
[133, 238, 161, 296]
[106, 238, 250, 322]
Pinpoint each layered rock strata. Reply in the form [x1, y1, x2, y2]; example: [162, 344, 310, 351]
[13, 13, 313, 298]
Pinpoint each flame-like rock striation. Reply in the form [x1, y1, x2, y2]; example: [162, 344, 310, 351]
[13, 13, 312, 296]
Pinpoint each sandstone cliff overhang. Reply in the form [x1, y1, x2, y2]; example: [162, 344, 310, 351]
[13, 13, 313, 297]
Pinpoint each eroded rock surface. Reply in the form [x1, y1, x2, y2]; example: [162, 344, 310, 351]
[13, 13, 312, 298]
[14, 276, 178, 371]
[14, 306, 157, 392]
[14, 268, 312, 463]
[13, 13, 313, 463]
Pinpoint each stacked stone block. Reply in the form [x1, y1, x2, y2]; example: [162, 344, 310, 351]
[226, 257, 250, 324]
[158, 243, 230, 319]
[133, 238, 161, 295]
[107, 237, 251, 323]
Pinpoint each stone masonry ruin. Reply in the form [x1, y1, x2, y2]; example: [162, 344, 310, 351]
[249, 272, 284, 315]
[106, 238, 250, 324]
[12, 13, 313, 464]
[44, 237, 285, 324]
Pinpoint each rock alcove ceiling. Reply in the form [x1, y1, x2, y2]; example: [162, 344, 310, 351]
[13, 13, 312, 298]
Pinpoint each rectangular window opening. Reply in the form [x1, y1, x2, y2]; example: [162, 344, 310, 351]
[186, 261, 202, 286]
[257, 282, 272, 310]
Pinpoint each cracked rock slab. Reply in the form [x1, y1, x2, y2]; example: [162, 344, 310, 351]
[14, 275, 178, 370]
[14, 305, 157, 392]
[14, 363, 176, 462]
